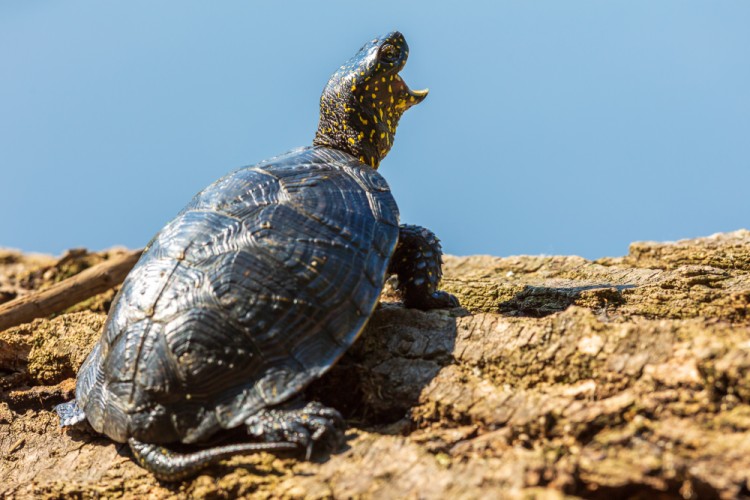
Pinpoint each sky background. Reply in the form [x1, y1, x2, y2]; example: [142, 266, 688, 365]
[1, 1, 748, 259]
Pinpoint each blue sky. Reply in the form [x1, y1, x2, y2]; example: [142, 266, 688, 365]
[1, 1, 748, 259]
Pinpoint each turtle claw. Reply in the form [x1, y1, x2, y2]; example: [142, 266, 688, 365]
[246, 401, 345, 459]
[55, 399, 88, 427]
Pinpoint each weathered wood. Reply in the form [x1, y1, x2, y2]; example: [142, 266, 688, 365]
[0, 231, 749, 499]
[0, 249, 141, 332]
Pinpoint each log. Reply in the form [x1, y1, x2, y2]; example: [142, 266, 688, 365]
[0, 249, 141, 332]
[0, 231, 749, 498]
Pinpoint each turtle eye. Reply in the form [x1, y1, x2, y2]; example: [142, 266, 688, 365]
[379, 44, 398, 63]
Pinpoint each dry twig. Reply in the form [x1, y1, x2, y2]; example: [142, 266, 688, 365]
[0, 249, 142, 331]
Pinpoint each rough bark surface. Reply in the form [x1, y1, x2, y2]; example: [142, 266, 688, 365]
[0, 231, 748, 499]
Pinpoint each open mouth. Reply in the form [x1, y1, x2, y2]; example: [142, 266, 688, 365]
[392, 73, 428, 110]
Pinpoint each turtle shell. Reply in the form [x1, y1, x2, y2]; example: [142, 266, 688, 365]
[75, 146, 399, 444]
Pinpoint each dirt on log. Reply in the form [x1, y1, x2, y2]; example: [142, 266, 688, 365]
[0, 231, 749, 499]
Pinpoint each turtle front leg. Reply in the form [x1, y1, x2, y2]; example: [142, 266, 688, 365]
[388, 224, 460, 310]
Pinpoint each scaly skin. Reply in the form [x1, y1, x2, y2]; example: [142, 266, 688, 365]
[313, 32, 428, 169]
[128, 439, 298, 482]
[129, 401, 343, 481]
[389, 224, 459, 310]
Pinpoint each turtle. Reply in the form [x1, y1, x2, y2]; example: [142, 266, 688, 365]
[55, 31, 458, 481]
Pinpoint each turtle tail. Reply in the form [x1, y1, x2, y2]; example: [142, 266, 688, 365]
[128, 438, 298, 481]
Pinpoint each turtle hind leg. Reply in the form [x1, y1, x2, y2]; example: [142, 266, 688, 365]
[128, 438, 298, 482]
[389, 224, 460, 310]
[246, 401, 345, 460]
[55, 400, 88, 427]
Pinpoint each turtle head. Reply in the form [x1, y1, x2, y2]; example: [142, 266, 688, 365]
[313, 31, 428, 169]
